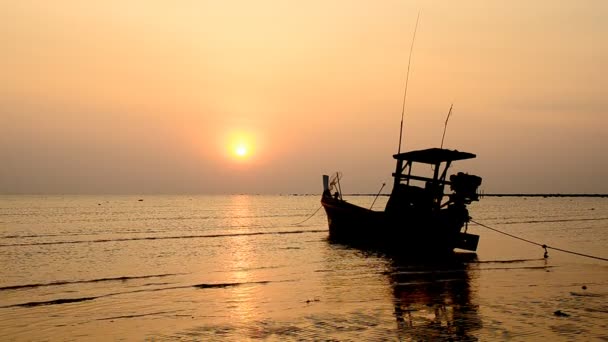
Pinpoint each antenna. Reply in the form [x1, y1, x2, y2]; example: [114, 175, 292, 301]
[369, 182, 386, 210]
[397, 11, 421, 154]
[440, 104, 453, 149]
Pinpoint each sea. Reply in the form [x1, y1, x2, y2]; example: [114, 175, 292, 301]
[1, 195, 607, 341]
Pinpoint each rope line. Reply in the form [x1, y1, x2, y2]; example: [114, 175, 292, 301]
[471, 219, 608, 262]
[292, 206, 323, 226]
[471, 220, 544, 247]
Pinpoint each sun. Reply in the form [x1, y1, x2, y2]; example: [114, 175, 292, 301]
[235, 144, 248, 157]
[224, 130, 257, 162]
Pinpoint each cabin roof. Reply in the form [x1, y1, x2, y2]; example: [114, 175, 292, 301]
[393, 148, 476, 164]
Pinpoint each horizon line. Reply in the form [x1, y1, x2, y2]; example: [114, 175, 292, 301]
[1, 193, 607, 198]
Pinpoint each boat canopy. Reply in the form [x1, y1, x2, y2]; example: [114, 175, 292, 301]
[393, 148, 476, 164]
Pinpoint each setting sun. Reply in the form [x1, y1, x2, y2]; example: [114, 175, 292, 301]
[224, 131, 256, 162]
[235, 144, 248, 157]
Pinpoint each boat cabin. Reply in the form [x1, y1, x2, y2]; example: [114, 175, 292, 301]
[386, 148, 481, 213]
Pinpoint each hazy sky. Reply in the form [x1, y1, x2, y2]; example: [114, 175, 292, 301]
[1, 1, 607, 194]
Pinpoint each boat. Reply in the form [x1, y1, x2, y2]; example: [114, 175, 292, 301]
[321, 147, 482, 254]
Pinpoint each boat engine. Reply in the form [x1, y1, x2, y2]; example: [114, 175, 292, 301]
[449, 172, 482, 203]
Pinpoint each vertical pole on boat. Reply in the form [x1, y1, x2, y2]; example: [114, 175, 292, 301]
[336, 176, 343, 200]
[440, 104, 453, 149]
[370, 182, 386, 210]
[397, 11, 420, 154]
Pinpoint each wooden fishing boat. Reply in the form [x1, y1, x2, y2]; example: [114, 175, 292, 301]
[321, 147, 482, 254]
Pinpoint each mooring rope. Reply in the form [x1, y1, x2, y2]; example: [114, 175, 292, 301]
[470, 219, 608, 262]
[292, 205, 323, 226]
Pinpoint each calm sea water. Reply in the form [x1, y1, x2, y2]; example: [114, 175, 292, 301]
[1, 195, 607, 341]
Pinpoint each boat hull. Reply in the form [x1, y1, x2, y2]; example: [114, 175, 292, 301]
[321, 195, 479, 253]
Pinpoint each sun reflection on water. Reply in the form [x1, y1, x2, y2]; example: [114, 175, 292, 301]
[224, 195, 258, 323]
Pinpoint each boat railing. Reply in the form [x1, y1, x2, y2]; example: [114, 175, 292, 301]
[392, 173, 453, 186]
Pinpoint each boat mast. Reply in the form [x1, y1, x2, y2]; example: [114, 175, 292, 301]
[397, 12, 420, 154]
[440, 104, 453, 149]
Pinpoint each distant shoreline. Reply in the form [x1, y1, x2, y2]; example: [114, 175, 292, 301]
[482, 194, 608, 198]
[320, 193, 608, 198]
[2, 193, 607, 198]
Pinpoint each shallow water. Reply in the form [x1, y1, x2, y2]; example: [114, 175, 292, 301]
[1, 195, 607, 340]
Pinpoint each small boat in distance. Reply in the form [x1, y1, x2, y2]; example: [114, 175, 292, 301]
[321, 147, 482, 254]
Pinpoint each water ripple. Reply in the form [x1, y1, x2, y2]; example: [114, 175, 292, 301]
[0, 273, 185, 292]
[0, 229, 326, 247]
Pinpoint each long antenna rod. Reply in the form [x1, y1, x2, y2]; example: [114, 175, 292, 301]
[397, 11, 421, 154]
[369, 182, 386, 210]
[440, 103, 453, 149]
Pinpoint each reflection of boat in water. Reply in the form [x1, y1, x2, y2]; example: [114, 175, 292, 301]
[389, 254, 482, 340]
[321, 148, 482, 254]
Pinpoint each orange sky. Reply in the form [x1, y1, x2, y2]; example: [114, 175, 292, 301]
[1, 1, 607, 194]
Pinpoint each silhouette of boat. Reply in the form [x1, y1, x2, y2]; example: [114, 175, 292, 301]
[321, 148, 482, 254]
